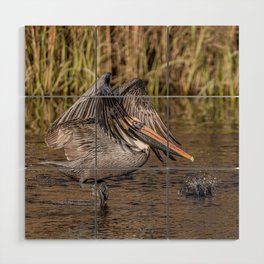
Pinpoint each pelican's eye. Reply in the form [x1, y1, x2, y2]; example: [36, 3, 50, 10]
[133, 123, 144, 129]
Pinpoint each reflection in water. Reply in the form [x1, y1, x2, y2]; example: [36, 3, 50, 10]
[25, 98, 238, 239]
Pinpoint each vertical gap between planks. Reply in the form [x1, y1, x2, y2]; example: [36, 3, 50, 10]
[166, 26, 170, 239]
[94, 26, 98, 239]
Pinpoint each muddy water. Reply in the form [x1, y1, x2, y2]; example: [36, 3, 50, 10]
[25, 98, 238, 239]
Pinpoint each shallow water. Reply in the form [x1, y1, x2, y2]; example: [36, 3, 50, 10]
[25, 98, 238, 239]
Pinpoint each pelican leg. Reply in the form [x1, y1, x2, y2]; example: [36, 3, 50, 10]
[80, 179, 109, 207]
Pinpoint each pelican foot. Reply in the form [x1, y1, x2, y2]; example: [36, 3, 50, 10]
[93, 180, 109, 207]
[80, 179, 109, 207]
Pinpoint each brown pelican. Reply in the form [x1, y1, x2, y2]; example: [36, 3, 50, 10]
[45, 72, 193, 205]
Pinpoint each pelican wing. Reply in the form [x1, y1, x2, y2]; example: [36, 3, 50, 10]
[45, 73, 111, 160]
[52, 120, 95, 160]
[45, 73, 143, 160]
[96, 92, 143, 148]
[46, 73, 111, 129]
[45, 73, 182, 162]
[113, 78, 181, 146]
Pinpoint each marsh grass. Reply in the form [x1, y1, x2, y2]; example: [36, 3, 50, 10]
[25, 26, 96, 96]
[97, 26, 167, 95]
[25, 26, 238, 96]
[169, 26, 239, 96]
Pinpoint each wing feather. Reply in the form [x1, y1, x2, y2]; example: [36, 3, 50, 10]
[45, 73, 181, 163]
[45, 73, 110, 161]
[113, 78, 182, 146]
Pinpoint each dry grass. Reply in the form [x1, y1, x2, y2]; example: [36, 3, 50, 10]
[97, 26, 167, 95]
[169, 26, 239, 96]
[25, 26, 96, 96]
[25, 26, 238, 96]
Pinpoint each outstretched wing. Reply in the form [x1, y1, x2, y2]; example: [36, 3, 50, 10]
[45, 73, 182, 162]
[45, 73, 146, 161]
[47, 120, 96, 161]
[113, 78, 181, 146]
[45, 73, 112, 160]
[46, 73, 111, 131]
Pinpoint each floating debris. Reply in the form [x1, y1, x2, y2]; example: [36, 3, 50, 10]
[179, 173, 217, 197]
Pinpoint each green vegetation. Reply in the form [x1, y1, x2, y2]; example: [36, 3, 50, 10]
[25, 26, 96, 96]
[169, 26, 239, 96]
[25, 26, 238, 96]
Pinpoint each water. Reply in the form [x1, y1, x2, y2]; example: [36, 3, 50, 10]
[25, 98, 238, 239]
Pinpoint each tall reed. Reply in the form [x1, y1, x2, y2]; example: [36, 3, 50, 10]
[25, 26, 238, 96]
[97, 26, 167, 95]
[169, 26, 239, 95]
[25, 26, 96, 96]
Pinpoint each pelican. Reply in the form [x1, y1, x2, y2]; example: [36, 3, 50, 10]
[45, 72, 193, 205]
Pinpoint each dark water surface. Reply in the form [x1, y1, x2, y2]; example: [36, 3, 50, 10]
[25, 98, 238, 239]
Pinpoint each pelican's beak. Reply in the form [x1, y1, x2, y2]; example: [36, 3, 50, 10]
[140, 125, 194, 162]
